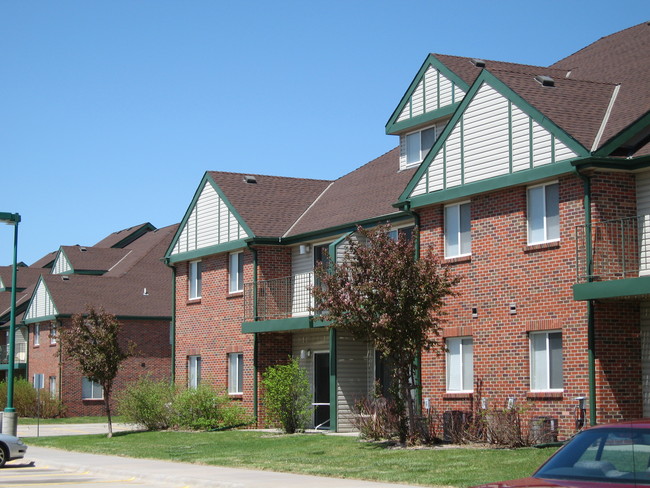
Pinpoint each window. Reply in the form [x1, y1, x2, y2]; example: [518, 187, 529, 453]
[530, 331, 563, 391]
[189, 260, 202, 299]
[527, 182, 559, 244]
[49, 322, 57, 345]
[228, 352, 243, 395]
[388, 226, 414, 242]
[33, 323, 40, 346]
[82, 377, 104, 399]
[188, 355, 201, 389]
[445, 202, 471, 258]
[406, 126, 436, 165]
[229, 252, 243, 293]
[446, 337, 473, 392]
[33, 373, 44, 390]
[49, 376, 57, 397]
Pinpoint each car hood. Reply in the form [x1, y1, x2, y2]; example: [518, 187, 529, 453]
[473, 477, 635, 488]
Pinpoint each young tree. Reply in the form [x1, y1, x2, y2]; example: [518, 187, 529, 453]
[312, 225, 460, 444]
[58, 306, 134, 437]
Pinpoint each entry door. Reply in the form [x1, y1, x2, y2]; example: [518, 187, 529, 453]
[642, 303, 650, 416]
[313, 352, 330, 429]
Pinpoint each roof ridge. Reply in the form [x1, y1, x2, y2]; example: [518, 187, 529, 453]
[329, 146, 400, 184]
[208, 169, 331, 183]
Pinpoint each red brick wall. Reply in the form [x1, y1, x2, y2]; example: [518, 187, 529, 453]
[174, 245, 292, 424]
[29, 317, 171, 417]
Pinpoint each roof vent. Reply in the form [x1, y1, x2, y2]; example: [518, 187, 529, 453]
[80, 247, 87, 252]
[244, 175, 257, 184]
[470, 58, 486, 68]
[61, 275, 70, 281]
[535, 75, 555, 87]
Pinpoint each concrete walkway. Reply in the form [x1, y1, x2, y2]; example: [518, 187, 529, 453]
[17, 424, 434, 488]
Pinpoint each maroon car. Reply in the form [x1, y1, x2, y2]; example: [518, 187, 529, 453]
[473, 420, 650, 487]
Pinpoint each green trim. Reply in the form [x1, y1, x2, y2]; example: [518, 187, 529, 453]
[241, 316, 330, 334]
[171, 266, 176, 383]
[329, 232, 353, 265]
[24, 314, 58, 325]
[68, 270, 107, 276]
[572, 276, 650, 301]
[0, 363, 26, 371]
[573, 155, 650, 171]
[23, 276, 57, 324]
[594, 112, 650, 157]
[165, 173, 254, 260]
[329, 327, 337, 432]
[166, 238, 249, 264]
[111, 223, 156, 249]
[398, 70, 589, 205]
[386, 104, 460, 135]
[385, 54, 469, 134]
[404, 160, 576, 210]
[253, 332, 258, 423]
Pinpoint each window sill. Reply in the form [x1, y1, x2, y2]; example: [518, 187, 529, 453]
[227, 292, 243, 299]
[527, 391, 563, 400]
[524, 241, 560, 253]
[228, 394, 243, 400]
[444, 255, 471, 264]
[443, 392, 473, 400]
[186, 298, 202, 305]
[82, 398, 104, 402]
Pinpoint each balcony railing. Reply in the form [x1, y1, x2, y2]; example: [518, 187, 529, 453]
[244, 273, 314, 321]
[0, 342, 27, 365]
[575, 215, 650, 283]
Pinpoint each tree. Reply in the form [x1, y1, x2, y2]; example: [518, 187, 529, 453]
[58, 306, 134, 437]
[312, 225, 460, 444]
[261, 357, 312, 434]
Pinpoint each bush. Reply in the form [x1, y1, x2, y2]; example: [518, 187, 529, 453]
[353, 394, 400, 441]
[261, 357, 311, 434]
[171, 385, 251, 431]
[0, 379, 64, 418]
[117, 377, 176, 430]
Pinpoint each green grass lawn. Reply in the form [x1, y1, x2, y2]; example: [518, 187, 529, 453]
[27, 430, 557, 487]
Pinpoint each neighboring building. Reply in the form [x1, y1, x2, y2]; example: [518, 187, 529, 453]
[2, 223, 176, 416]
[163, 21, 648, 438]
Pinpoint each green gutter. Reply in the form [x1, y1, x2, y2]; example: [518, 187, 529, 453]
[171, 267, 176, 383]
[404, 208, 422, 413]
[250, 246, 259, 423]
[576, 168, 596, 426]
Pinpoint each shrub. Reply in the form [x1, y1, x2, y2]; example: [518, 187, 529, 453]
[261, 357, 311, 434]
[0, 379, 64, 418]
[171, 385, 251, 431]
[353, 394, 400, 441]
[117, 377, 176, 430]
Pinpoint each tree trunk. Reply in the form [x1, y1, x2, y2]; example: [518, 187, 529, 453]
[104, 389, 113, 438]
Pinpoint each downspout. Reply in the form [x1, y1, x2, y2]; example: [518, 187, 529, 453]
[404, 206, 423, 414]
[250, 246, 259, 423]
[576, 169, 597, 426]
[171, 267, 176, 383]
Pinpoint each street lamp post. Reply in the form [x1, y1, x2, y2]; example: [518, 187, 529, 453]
[1, 212, 20, 436]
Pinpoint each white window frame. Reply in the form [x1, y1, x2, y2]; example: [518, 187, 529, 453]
[33, 323, 40, 346]
[530, 330, 563, 392]
[49, 322, 57, 345]
[527, 182, 560, 245]
[189, 260, 202, 300]
[228, 352, 244, 395]
[444, 201, 471, 258]
[229, 252, 243, 293]
[405, 126, 436, 167]
[82, 377, 104, 400]
[33, 373, 44, 390]
[49, 376, 57, 397]
[446, 337, 474, 393]
[188, 355, 201, 389]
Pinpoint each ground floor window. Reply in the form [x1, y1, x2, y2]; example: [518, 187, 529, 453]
[188, 355, 201, 388]
[49, 376, 57, 397]
[82, 377, 104, 399]
[228, 352, 243, 395]
[33, 373, 44, 390]
[530, 330, 563, 391]
[446, 337, 474, 392]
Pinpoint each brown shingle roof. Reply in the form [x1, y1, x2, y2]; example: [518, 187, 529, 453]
[208, 172, 331, 237]
[286, 148, 415, 237]
[59, 246, 131, 274]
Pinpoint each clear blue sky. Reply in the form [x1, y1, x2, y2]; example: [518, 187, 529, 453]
[0, 1, 646, 265]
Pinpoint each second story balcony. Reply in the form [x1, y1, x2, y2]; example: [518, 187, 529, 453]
[0, 342, 27, 366]
[243, 272, 314, 322]
[574, 215, 650, 300]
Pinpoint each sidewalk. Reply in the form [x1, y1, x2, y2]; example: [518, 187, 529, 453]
[18, 424, 435, 488]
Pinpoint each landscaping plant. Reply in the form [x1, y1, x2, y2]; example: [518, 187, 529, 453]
[117, 377, 176, 430]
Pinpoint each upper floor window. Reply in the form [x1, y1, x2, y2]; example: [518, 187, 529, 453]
[530, 330, 563, 391]
[49, 322, 57, 345]
[33, 323, 40, 346]
[527, 182, 559, 245]
[446, 337, 473, 392]
[229, 252, 243, 293]
[82, 377, 104, 399]
[445, 202, 471, 258]
[388, 226, 414, 242]
[189, 260, 202, 299]
[228, 352, 244, 395]
[406, 126, 436, 166]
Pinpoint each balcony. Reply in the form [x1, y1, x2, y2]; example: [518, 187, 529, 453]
[574, 215, 650, 300]
[243, 273, 314, 322]
[0, 342, 27, 365]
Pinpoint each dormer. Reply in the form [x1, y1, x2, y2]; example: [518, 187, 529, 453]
[386, 54, 471, 170]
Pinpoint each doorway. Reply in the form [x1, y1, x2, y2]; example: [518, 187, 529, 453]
[313, 352, 330, 429]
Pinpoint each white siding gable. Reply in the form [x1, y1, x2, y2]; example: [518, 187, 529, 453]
[410, 83, 578, 197]
[24, 278, 58, 321]
[51, 251, 72, 275]
[396, 66, 465, 124]
[170, 181, 250, 257]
